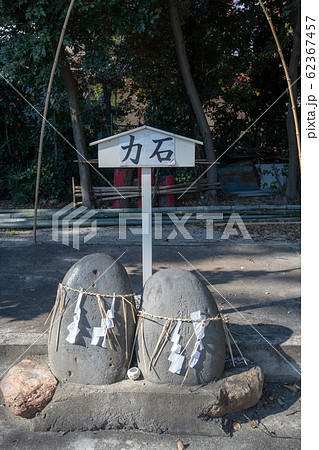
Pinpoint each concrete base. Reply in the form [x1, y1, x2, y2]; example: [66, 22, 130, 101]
[0, 379, 301, 449]
[0, 365, 261, 435]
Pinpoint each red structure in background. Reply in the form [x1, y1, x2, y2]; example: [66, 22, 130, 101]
[158, 175, 175, 207]
[113, 169, 133, 208]
[138, 170, 175, 208]
[113, 169, 175, 208]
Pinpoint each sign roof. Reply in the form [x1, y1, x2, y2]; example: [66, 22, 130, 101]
[89, 125, 203, 147]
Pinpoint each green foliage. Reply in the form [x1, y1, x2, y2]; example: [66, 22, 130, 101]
[199, 0, 299, 162]
[0, 0, 300, 205]
[118, 0, 299, 163]
[5, 164, 35, 203]
[5, 158, 70, 203]
[174, 168, 195, 184]
[261, 164, 288, 191]
[0, 76, 79, 202]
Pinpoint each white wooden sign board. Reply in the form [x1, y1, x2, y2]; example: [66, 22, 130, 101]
[90, 125, 202, 286]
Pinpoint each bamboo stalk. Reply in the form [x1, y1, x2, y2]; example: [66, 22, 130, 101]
[228, 327, 248, 366]
[128, 316, 143, 368]
[74, 181, 220, 193]
[72, 177, 76, 208]
[258, 0, 301, 167]
[46, 284, 61, 326]
[123, 298, 128, 361]
[179, 331, 196, 357]
[181, 363, 191, 387]
[223, 321, 235, 367]
[98, 295, 119, 348]
[106, 329, 114, 351]
[48, 285, 61, 344]
[89, 186, 222, 201]
[97, 295, 107, 329]
[149, 319, 170, 370]
[130, 302, 136, 324]
[33, 0, 76, 243]
[73, 182, 222, 203]
[140, 317, 147, 369]
[55, 289, 65, 351]
[152, 320, 174, 368]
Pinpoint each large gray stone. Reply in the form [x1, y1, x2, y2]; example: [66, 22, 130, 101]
[136, 268, 225, 385]
[48, 253, 136, 385]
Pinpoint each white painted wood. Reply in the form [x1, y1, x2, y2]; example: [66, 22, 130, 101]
[175, 138, 195, 167]
[98, 137, 121, 168]
[142, 167, 152, 286]
[97, 135, 195, 168]
[93, 126, 200, 168]
[90, 125, 203, 147]
[91, 126, 200, 288]
[119, 128, 175, 167]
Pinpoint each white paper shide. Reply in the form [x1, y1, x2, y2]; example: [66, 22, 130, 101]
[66, 288, 84, 344]
[189, 310, 209, 369]
[91, 293, 116, 348]
[168, 320, 184, 374]
[167, 311, 209, 375]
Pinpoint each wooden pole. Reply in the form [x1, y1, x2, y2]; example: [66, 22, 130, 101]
[33, 0, 76, 243]
[258, 0, 301, 168]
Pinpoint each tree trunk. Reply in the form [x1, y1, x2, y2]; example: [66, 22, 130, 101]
[168, 0, 218, 204]
[102, 81, 112, 137]
[53, 109, 58, 166]
[61, 62, 95, 208]
[285, 5, 301, 203]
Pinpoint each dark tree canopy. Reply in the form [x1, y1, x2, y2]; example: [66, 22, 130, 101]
[0, 0, 300, 204]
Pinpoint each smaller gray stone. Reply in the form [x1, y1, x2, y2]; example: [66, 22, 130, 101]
[0, 359, 57, 418]
[136, 268, 225, 385]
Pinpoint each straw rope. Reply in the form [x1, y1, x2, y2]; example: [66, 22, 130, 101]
[47, 283, 233, 384]
[151, 320, 174, 369]
[47, 283, 246, 386]
[47, 283, 136, 352]
[58, 283, 136, 304]
[137, 310, 221, 323]
[48, 284, 221, 327]
[55, 288, 66, 351]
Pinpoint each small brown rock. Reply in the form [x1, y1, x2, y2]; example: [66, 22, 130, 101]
[249, 418, 259, 428]
[0, 359, 58, 418]
[176, 440, 185, 450]
[206, 366, 264, 417]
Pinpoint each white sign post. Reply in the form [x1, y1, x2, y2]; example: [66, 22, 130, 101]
[141, 167, 152, 285]
[90, 125, 202, 286]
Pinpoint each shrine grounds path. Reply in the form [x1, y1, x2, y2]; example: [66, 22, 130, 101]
[0, 223, 301, 449]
